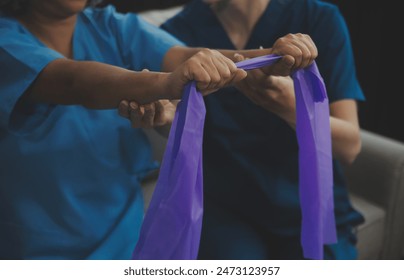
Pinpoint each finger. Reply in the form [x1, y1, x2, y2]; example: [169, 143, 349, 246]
[141, 69, 150, 72]
[206, 54, 230, 90]
[190, 49, 245, 94]
[205, 50, 241, 90]
[291, 34, 318, 65]
[158, 99, 172, 106]
[234, 53, 246, 62]
[303, 34, 318, 64]
[194, 66, 213, 93]
[265, 55, 295, 76]
[283, 43, 303, 69]
[154, 101, 165, 126]
[222, 55, 249, 88]
[213, 56, 237, 89]
[129, 102, 144, 128]
[272, 34, 304, 68]
[272, 33, 318, 69]
[230, 68, 248, 84]
[188, 50, 219, 92]
[142, 103, 156, 128]
[159, 100, 177, 125]
[289, 33, 312, 68]
[118, 100, 130, 118]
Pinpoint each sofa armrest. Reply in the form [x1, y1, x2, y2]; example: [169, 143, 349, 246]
[344, 129, 404, 259]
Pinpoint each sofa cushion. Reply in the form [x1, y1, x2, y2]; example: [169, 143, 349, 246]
[350, 193, 386, 259]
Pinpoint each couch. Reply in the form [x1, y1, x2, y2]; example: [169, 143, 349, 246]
[344, 130, 404, 259]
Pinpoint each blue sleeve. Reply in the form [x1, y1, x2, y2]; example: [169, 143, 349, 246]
[98, 6, 185, 71]
[310, 4, 365, 103]
[0, 21, 64, 130]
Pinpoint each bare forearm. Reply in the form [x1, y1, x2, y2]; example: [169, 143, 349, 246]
[330, 116, 361, 165]
[282, 111, 360, 165]
[288, 115, 360, 164]
[277, 99, 360, 165]
[26, 58, 172, 109]
[328, 100, 361, 165]
[220, 48, 272, 60]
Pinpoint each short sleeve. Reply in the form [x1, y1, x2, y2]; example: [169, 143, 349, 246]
[100, 6, 185, 71]
[310, 4, 365, 103]
[0, 21, 63, 130]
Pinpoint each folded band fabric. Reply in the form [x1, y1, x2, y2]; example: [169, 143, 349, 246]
[132, 54, 337, 260]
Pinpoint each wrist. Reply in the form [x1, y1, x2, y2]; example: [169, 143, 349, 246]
[164, 72, 186, 100]
[156, 72, 178, 100]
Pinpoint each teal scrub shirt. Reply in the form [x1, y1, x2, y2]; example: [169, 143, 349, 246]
[0, 5, 183, 259]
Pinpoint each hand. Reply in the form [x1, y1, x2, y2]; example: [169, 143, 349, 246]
[264, 33, 318, 76]
[166, 48, 247, 99]
[118, 99, 178, 129]
[234, 54, 297, 127]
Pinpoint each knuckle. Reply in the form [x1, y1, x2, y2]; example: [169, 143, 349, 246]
[199, 76, 211, 86]
[222, 69, 231, 80]
[199, 48, 212, 56]
[286, 33, 296, 39]
[277, 37, 287, 44]
[294, 47, 303, 56]
[211, 75, 221, 84]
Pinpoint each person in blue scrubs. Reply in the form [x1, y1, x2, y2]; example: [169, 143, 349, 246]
[158, 0, 365, 259]
[0, 0, 317, 259]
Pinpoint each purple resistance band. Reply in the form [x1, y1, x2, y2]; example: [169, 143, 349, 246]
[132, 54, 337, 260]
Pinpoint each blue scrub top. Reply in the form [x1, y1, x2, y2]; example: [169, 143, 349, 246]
[0, 6, 183, 259]
[162, 0, 365, 235]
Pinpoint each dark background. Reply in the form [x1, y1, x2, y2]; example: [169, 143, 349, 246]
[98, 0, 190, 13]
[326, 0, 402, 142]
[100, 0, 403, 143]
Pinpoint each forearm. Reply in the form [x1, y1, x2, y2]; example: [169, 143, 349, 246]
[330, 116, 361, 165]
[285, 112, 360, 165]
[220, 48, 272, 60]
[288, 114, 360, 164]
[277, 99, 360, 165]
[26, 58, 172, 109]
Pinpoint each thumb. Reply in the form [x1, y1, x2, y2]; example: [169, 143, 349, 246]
[234, 53, 247, 63]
